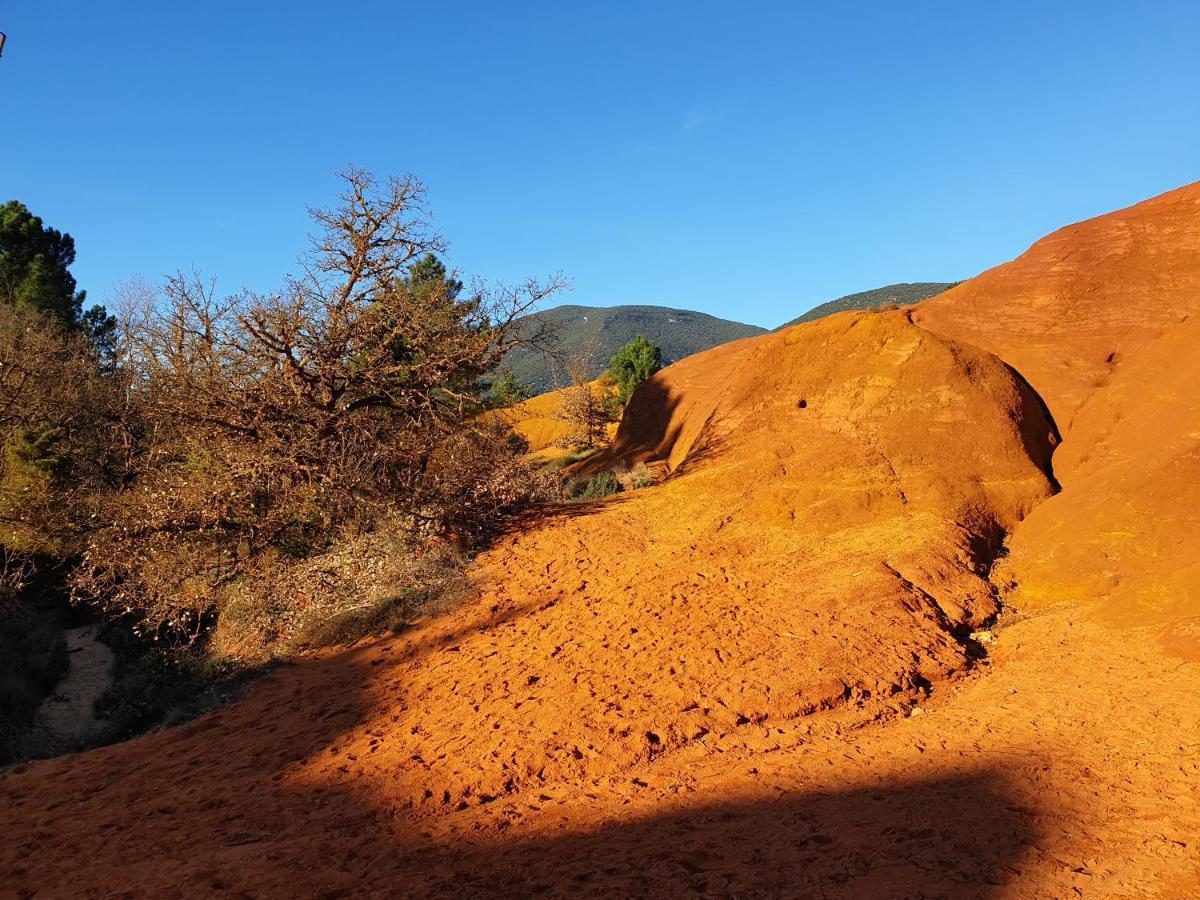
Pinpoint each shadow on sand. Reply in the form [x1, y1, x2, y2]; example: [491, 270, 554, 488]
[398, 768, 1039, 898]
[1, 599, 1043, 898]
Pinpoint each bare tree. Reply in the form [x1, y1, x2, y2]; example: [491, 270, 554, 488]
[76, 169, 565, 644]
[555, 354, 612, 451]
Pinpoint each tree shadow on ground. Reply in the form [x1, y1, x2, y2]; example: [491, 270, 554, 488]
[391, 769, 1039, 898]
[2, 564, 1044, 899]
[493, 492, 638, 532]
[590, 376, 685, 469]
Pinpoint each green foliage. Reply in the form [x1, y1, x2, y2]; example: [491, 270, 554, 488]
[0, 425, 69, 555]
[405, 252, 463, 300]
[567, 471, 624, 501]
[80, 304, 118, 368]
[0, 200, 116, 355]
[608, 335, 662, 405]
[501, 305, 765, 395]
[5, 424, 68, 485]
[487, 369, 533, 407]
[602, 393, 624, 422]
[0, 201, 84, 322]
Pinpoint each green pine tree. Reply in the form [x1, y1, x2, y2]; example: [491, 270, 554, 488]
[488, 369, 534, 407]
[405, 252, 463, 300]
[608, 335, 662, 405]
[0, 200, 116, 357]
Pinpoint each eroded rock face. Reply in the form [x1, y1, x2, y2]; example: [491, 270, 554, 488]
[914, 181, 1200, 439]
[995, 314, 1200, 654]
[913, 181, 1200, 654]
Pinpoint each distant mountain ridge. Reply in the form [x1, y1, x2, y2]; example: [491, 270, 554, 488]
[778, 282, 955, 330]
[504, 285, 955, 395]
[503, 304, 766, 395]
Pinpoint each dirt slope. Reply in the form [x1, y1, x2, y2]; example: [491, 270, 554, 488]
[1, 312, 1064, 896]
[913, 180, 1200, 438]
[914, 180, 1200, 659]
[487, 386, 576, 454]
[359, 312, 1056, 808]
[486, 380, 617, 457]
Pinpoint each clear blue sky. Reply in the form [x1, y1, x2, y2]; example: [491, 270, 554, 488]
[2, 2, 1197, 328]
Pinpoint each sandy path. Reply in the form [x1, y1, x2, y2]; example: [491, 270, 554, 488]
[31, 625, 114, 755]
[408, 607, 1200, 897]
[2, 602, 1196, 897]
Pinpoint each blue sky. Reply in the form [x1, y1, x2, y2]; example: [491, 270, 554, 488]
[2, 2, 1197, 328]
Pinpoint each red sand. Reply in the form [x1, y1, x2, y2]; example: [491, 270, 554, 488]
[916, 181, 1200, 661]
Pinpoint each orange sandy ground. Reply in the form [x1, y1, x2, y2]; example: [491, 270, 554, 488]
[3, 184, 1200, 898]
[3, 599, 1195, 898]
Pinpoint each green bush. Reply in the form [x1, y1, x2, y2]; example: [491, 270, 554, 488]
[486, 369, 534, 408]
[568, 471, 624, 501]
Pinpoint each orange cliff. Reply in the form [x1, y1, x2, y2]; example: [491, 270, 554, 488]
[914, 181, 1200, 438]
[915, 180, 1200, 654]
[3, 184, 1200, 898]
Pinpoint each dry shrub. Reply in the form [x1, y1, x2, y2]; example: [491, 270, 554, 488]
[0, 307, 127, 574]
[622, 462, 655, 490]
[218, 528, 472, 658]
[73, 169, 564, 656]
[554, 363, 615, 451]
[0, 548, 33, 607]
[0, 307, 129, 760]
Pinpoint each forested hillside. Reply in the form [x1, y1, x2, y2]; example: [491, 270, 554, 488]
[503, 304, 765, 394]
